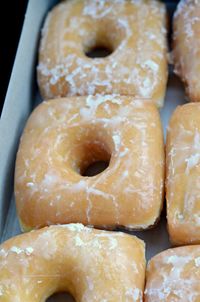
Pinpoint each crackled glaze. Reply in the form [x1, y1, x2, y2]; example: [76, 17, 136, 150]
[145, 246, 200, 302]
[166, 103, 200, 245]
[173, 0, 200, 102]
[0, 224, 145, 302]
[14, 95, 164, 231]
[37, 0, 168, 107]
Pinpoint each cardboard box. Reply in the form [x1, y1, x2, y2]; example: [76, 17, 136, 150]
[0, 0, 57, 238]
[0, 0, 186, 300]
[0, 0, 184, 278]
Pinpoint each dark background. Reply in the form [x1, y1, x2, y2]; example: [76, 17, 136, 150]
[0, 0, 28, 114]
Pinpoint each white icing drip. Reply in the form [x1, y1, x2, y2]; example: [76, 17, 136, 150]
[195, 257, 200, 267]
[185, 130, 200, 174]
[126, 288, 142, 301]
[86, 276, 94, 291]
[108, 238, 118, 250]
[142, 60, 159, 73]
[185, 153, 200, 174]
[80, 94, 121, 120]
[166, 255, 191, 265]
[112, 134, 121, 150]
[75, 235, 84, 247]
[9, 246, 34, 256]
[60, 223, 91, 232]
[0, 286, 3, 296]
[26, 182, 34, 187]
[25, 247, 34, 256]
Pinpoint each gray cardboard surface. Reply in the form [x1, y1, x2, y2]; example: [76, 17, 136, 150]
[0, 0, 57, 237]
[0, 1, 187, 301]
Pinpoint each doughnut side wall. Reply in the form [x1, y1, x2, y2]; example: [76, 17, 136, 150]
[145, 246, 200, 302]
[166, 103, 200, 245]
[173, 0, 200, 102]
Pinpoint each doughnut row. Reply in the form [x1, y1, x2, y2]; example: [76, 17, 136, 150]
[1, 0, 200, 301]
[1, 224, 200, 302]
[16, 0, 168, 232]
[0, 225, 146, 301]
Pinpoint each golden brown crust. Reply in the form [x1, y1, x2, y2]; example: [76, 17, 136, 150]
[166, 103, 200, 245]
[37, 0, 168, 107]
[0, 224, 145, 301]
[173, 0, 200, 102]
[14, 95, 164, 231]
[145, 245, 200, 302]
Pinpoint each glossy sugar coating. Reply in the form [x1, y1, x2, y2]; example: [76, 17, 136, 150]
[166, 103, 200, 245]
[37, 0, 168, 107]
[0, 224, 145, 301]
[173, 0, 200, 102]
[15, 95, 164, 231]
[145, 245, 200, 302]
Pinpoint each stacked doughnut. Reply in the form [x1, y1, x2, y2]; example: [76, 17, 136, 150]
[144, 1, 200, 301]
[2, 0, 200, 301]
[143, 2, 200, 300]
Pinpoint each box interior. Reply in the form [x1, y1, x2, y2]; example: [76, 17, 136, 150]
[0, 1, 185, 301]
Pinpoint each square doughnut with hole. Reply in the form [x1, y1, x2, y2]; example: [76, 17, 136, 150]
[0, 224, 145, 301]
[166, 103, 200, 245]
[37, 0, 168, 107]
[15, 95, 164, 231]
[145, 245, 200, 302]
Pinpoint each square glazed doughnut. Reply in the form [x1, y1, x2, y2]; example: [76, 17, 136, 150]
[37, 0, 168, 107]
[166, 103, 200, 245]
[145, 246, 200, 302]
[15, 95, 164, 231]
[173, 0, 200, 102]
[0, 224, 146, 301]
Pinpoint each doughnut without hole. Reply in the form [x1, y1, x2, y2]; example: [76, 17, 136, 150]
[145, 245, 200, 302]
[15, 95, 164, 231]
[173, 0, 200, 102]
[166, 103, 200, 245]
[0, 224, 145, 301]
[37, 0, 168, 107]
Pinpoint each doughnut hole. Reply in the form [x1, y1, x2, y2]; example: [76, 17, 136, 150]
[47, 292, 75, 301]
[80, 141, 111, 177]
[85, 45, 113, 58]
[83, 160, 109, 177]
[68, 127, 113, 177]
[77, 139, 111, 177]
[83, 19, 125, 58]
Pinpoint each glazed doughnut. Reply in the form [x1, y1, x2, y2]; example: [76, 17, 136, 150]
[0, 224, 145, 301]
[145, 245, 200, 302]
[173, 0, 200, 102]
[37, 0, 168, 107]
[15, 95, 164, 231]
[166, 103, 200, 245]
